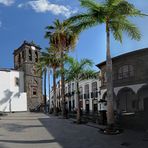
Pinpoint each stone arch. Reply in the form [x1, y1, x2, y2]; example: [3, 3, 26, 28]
[102, 91, 117, 110]
[117, 87, 137, 112]
[137, 84, 148, 111]
[18, 53, 21, 66]
[102, 91, 107, 100]
[29, 49, 32, 61]
[35, 51, 38, 62]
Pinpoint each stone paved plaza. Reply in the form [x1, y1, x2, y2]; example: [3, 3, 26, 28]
[0, 112, 148, 148]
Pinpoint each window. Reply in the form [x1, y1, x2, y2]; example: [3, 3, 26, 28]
[72, 83, 74, 91]
[18, 53, 21, 66]
[84, 84, 89, 99]
[91, 82, 98, 98]
[71, 83, 75, 96]
[15, 77, 19, 86]
[118, 65, 134, 79]
[35, 51, 38, 62]
[29, 49, 32, 61]
[32, 87, 37, 96]
[68, 83, 71, 93]
[93, 103, 98, 113]
[92, 82, 97, 92]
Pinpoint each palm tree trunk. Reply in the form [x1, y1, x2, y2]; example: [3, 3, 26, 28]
[44, 69, 47, 113]
[106, 18, 115, 127]
[76, 81, 81, 123]
[53, 67, 57, 115]
[61, 51, 66, 117]
[48, 68, 50, 112]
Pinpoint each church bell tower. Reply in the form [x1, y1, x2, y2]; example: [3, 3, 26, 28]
[13, 41, 42, 111]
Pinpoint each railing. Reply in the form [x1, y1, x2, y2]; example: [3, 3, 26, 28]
[68, 111, 99, 123]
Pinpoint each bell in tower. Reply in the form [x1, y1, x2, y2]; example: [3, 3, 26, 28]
[13, 41, 43, 111]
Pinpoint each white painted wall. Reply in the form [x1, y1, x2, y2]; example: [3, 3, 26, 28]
[64, 79, 101, 112]
[79, 79, 101, 112]
[50, 78, 102, 112]
[0, 70, 27, 112]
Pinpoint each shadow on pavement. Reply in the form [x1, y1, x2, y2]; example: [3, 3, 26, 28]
[38, 116, 108, 148]
[0, 139, 56, 144]
[0, 143, 9, 148]
[38, 116, 148, 148]
[2, 123, 43, 132]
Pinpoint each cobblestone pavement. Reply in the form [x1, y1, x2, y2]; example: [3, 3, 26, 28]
[0, 112, 148, 148]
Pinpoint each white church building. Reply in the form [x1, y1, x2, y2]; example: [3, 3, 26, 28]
[0, 69, 27, 112]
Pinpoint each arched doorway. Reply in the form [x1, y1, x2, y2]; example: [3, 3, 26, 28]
[102, 91, 117, 110]
[117, 87, 137, 112]
[137, 85, 148, 112]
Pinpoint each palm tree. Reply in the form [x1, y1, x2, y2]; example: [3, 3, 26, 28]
[65, 57, 97, 123]
[48, 67, 51, 112]
[45, 19, 78, 117]
[36, 60, 48, 112]
[67, 0, 146, 127]
[39, 47, 60, 115]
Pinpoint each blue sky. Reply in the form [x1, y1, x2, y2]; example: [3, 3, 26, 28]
[0, 0, 148, 71]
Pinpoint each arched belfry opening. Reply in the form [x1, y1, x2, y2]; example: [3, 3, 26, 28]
[29, 49, 32, 61]
[35, 51, 38, 62]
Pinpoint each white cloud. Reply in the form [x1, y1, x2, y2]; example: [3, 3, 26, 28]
[0, 0, 15, 6]
[18, 0, 78, 18]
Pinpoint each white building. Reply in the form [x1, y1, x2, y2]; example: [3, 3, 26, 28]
[0, 41, 43, 112]
[49, 75, 107, 113]
[0, 69, 27, 112]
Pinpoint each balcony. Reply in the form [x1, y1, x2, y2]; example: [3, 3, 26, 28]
[91, 92, 98, 98]
[84, 93, 89, 99]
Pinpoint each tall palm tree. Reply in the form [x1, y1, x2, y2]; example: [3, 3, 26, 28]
[65, 57, 97, 123]
[39, 47, 60, 115]
[67, 0, 146, 127]
[36, 60, 47, 112]
[45, 19, 78, 117]
[48, 67, 51, 112]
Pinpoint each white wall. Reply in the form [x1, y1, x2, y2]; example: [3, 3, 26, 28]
[79, 79, 101, 112]
[0, 70, 27, 112]
[65, 79, 101, 112]
[50, 78, 102, 112]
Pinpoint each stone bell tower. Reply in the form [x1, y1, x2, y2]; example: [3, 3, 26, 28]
[13, 41, 42, 111]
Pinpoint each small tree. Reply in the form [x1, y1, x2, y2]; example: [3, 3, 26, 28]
[39, 47, 60, 115]
[65, 57, 97, 123]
